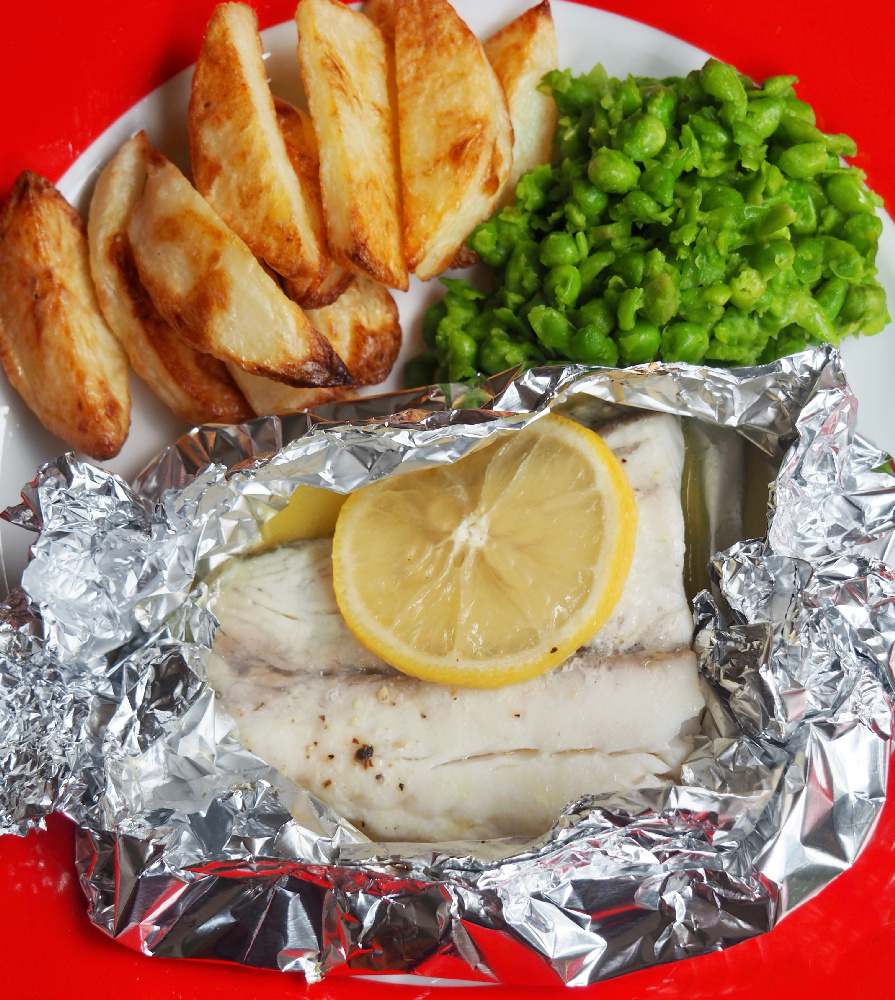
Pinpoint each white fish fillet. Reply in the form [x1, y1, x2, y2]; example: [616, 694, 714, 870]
[207, 412, 703, 842]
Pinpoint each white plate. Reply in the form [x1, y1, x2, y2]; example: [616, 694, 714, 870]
[1, 0, 893, 593]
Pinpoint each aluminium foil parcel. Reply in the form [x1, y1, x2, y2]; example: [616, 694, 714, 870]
[1, 346, 894, 986]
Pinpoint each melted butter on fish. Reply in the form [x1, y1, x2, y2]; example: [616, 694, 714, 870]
[207, 411, 704, 843]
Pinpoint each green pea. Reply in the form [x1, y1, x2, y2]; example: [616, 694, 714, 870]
[783, 96, 816, 124]
[563, 74, 603, 110]
[746, 96, 784, 139]
[539, 231, 581, 268]
[506, 241, 544, 297]
[814, 276, 848, 319]
[464, 310, 495, 343]
[467, 222, 502, 267]
[492, 305, 526, 337]
[614, 113, 667, 161]
[660, 321, 710, 364]
[840, 283, 890, 335]
[572, 325, 620, 366]
[501, 340, 541, 370]
[786, 180, 819, 235]
[777, 142, 828, 179]
[588, 107, 612, 149]
[729, 267, 767, 311]
[732, 118, 762, 148]
[528, 305, 575, 355]
[792, 238, 825, 284]
[761, 325, 807, 362]
[640, 164, 675, 207]
[762, 75, 798, 98]
[545, 264, 582, 307]
[826, 172, 877, 214]
[709, 308, 766, 363]
[579, 250, 616, 291]
[564, 202, 588, 230]
[421, 300, 447, 348]
[577, 297, 615, 335]
[623, 190, 667, 223]
[587, 147, 641, 193]
[643, 85, 677, 128]
[478, 333, 513, 375]
[821, 237, 864, 282]
[447, 326, 477, 365]
[514, 163, 553, 212]
[825, 133, 857, 157]
[642, 270, 679, 326]
[617, 318, 661, 363]
[701, 185, 744, 211]
[843, 213, 882, 256]
[617, 287, 643, 330]
[571, 178, 609, 220]
[701, 59, 748, 113]
[557, 118, 589, 160]
[404, 349, 440, 388]
[689, 113, 732, 148]
[601, 75, 642, 125]
[819, 204, 847, 236]
[521, 290, 547, 326]
[614, 252, 645, 288]
[753, 203, 797, 239]
[775, 115, 825, 145]
[794, 292, 836, 344]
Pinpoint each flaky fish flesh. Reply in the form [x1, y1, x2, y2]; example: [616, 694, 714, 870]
[207, 412, 704, 842]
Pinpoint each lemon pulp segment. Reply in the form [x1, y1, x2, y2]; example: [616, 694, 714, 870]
[331, 413, 638, 688]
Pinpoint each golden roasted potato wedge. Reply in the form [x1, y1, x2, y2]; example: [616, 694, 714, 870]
[363, 0, 395, 44]
[0, 171, 130, 460]
[296, 0, 408, 291]
[227, 365, 356, 416]
[128, 152, 349, 389]
[395, 0, 513, 280]
[274, 98, 353, 309]
[484, 0, 558, 207]
[304, 275, 401, 388]
[281, 265, 353, 311]
[88, 132, 253, 426]
[189, 2, 323, 279]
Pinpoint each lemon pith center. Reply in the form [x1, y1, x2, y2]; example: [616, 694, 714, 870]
[451, 509, 491, 562]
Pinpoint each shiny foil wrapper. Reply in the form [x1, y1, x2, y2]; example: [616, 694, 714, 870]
[2, 346, 894, 986]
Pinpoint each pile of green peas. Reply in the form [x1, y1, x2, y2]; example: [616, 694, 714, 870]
[405, 58, 889, 387]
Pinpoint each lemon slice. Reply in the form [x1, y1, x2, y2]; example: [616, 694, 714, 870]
[261, 485, 346, 547]
[331, 413, 638, 688]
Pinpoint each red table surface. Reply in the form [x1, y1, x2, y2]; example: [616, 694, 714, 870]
[1, 0, 894, 996]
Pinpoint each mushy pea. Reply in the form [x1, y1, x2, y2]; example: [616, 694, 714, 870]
[405, 58, 889, 385]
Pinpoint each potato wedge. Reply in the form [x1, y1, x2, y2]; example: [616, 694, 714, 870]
[189, 2, 323, 279]
[229, 273, 398, 413]
[363, 0, 395, 44]
[303, 275, 401, 388]
[296, 0, 408, 291]
[395, 0, 513, 281]
[274, 98, 353, 309]
[128, 152, 349, 388]
[281, 264, 353, 311]
[0, 171, 130, 460]
[484, 0, 558, 207]
[227, 365, 356, 416]
[88, 132, 253, 426]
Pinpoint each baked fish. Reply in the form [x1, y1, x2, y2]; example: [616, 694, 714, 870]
[207, 411, 704, 842]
